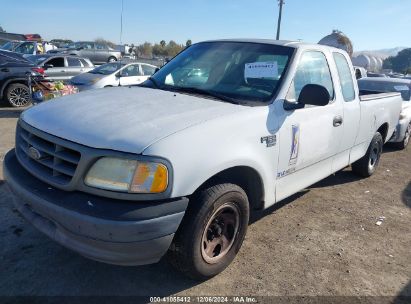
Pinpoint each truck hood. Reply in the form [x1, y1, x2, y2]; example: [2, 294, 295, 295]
[21, 86, 243, 154]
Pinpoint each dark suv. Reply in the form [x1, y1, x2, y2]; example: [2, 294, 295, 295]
[0, 50, 45, 107]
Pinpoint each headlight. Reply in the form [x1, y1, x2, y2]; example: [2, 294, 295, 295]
[85, 157, 168, 193]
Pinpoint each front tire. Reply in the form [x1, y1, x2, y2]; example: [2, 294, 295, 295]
[352, 132, 383, 177]
[6, 83, 32, 107]
[168, 184, 249, 280]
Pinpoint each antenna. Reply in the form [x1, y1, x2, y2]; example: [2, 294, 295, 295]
[276, 0, 285, 40]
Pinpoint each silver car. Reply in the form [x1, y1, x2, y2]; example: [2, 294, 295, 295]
[28, 54, 94, 82]
[70, 61, 157, 91]
[64, 41, 122, 64]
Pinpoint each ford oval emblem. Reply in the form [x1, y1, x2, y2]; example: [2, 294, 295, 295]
[28, 146, 42, 160]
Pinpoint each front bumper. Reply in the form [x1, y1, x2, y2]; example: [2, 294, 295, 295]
[3, 150, 188, 266]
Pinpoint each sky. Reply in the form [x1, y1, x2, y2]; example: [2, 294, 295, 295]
[1, 0, 410, 51]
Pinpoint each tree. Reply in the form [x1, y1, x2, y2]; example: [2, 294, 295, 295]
[186, 39, 192, 47]
[94, 38, 116, 48]
[137, 42, 153, 58]
[160, 40, 166, 48]
[383, 48, 411, 73]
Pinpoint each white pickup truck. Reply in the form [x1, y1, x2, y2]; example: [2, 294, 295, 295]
[4, 40, 402, 280]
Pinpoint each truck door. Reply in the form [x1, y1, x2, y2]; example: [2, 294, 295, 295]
[331, 52, 361, 171]
[276, 50, 344, 202]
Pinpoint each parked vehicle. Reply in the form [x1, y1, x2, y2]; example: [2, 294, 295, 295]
[0, 50, 45, 107]
[354, 66, 367, 79]
[0, 40, 23, 52]
[70, 61, 156, 91]
[59, 41, 122, 64]
[3, 40, 403, 279]
[27, 54, 94, 82]
[12, 41, 57, 57]
[358, 77, 411, 149]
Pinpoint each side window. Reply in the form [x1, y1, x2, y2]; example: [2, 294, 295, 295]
[287, 51, 334, 102]
[67, 57, 82, 67]
[96, 43, 108, 50]
[333, 53, 356, 102]
[120, 65, 140, 77]
[80, 58, 91, 67]
[141, 65, 156, 76]
[46, 57, 65, 67]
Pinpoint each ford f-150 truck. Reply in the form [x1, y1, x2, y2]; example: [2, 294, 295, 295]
[3, 40, 403, 280]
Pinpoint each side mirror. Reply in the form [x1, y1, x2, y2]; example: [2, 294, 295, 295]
[115, 72, 121, 78]
[44, 64, 53, 69]
[298, 84, 330, 106]
[154, 67, 160, 74]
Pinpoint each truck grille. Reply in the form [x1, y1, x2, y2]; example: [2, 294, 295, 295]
[16, 124, 81, 185]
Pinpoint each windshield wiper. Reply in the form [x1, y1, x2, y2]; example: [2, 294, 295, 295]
[170, 87, 240, 105]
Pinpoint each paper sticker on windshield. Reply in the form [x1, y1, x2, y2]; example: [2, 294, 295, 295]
[244, 62, 278, 79]
[394, 85, 409, 92]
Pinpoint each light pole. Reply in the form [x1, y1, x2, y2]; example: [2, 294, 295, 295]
[120, 0, 124, 45]
[276, 0, 285, 40]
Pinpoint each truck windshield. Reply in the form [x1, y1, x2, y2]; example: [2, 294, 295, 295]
[148, 42, 294, 105]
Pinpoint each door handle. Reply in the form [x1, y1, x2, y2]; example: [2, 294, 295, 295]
[333, 116, 343, 127]
[61, 70, 66, 72]
[1, 68, 9, 72]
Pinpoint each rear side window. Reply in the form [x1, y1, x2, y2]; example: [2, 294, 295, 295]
[333, 53, 356, 102]
[80, 58, 91, 67]
[46, 57, 64, 67]
[287, 51, 334, 102]
[67, 57, 82, 67]
[141, 64, 156, 76]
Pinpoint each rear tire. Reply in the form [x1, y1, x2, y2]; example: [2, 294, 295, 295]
[394, 123, 410, 150]
[168, 184, 249, 280]
[6, 83, 32, 107]
[108, 56, 117, 63]
[352, 132, 383, 177]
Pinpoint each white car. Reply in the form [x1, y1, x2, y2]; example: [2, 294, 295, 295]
[70, 61, 157, 91]
[4, 40, 403, 280]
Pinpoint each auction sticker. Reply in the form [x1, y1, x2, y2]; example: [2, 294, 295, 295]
[244, 61, 278, 79]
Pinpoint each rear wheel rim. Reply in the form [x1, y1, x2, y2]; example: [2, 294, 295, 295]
[368, 140, 382, 171]
[201, 203, 240, 264]
[108, 57, 116, 62]
[9, 87, 30, 107]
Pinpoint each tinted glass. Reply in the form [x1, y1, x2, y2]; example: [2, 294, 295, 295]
[80, 58, 91, 67]
[15, 42, 35, 54]
[287, 51, 334, 102]
[150, 42, 294, 104]
[47, 57, 65, 67]
[333, 53, 355, 102]
[67, 57, 82, 67]
[96, 43, 108, 50]
[120, 64, 140, 77]
[141, 64, 156, 76]
[89, 62, 123, 75]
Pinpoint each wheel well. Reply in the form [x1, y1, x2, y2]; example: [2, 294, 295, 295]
[377, 123, 389, 142]
[194, 166, 265, 210]
[1, 80, 28, 98]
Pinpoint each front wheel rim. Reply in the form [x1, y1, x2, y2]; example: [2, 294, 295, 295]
[9, 87, 30, 107]
[201, 203, 240, 264]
